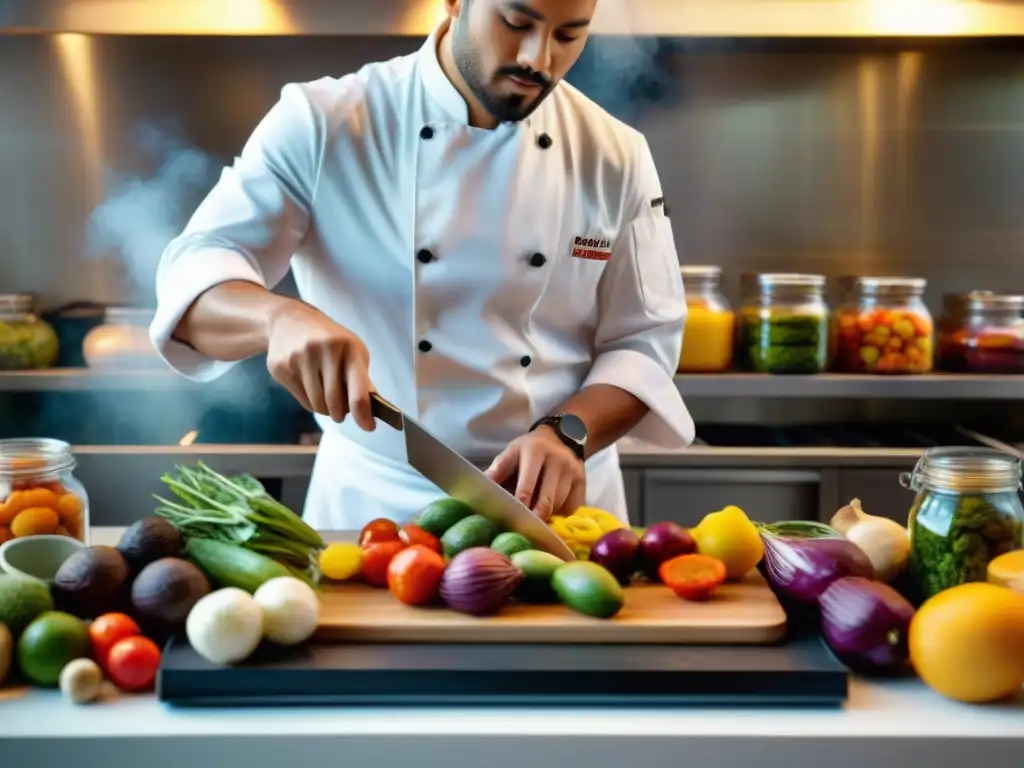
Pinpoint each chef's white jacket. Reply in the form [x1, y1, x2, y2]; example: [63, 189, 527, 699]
[150, 22, 694, 530]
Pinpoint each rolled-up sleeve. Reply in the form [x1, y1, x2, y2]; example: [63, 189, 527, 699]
[582, 136, 694, 448]
[149, 82, 326, 382]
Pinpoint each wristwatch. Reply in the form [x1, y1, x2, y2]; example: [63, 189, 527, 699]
[529, 413, 588, 462]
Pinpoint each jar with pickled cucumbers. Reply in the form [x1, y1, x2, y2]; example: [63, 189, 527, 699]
[677, 265, 735, 373]
[937, 292, 1024, 374]
[737, 273, 829, 374]
[0, 438, 89, 545]
[0, 293, 60, 370]
[833, 277, 933, 374]
[903, 446, 1024, 603]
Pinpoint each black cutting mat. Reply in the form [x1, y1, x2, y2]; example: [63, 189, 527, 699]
[157, 634, 849, 708]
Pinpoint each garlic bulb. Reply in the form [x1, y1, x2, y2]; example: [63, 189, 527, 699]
[830, 498, 910, 583]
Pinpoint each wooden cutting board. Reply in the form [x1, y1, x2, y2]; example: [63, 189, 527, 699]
[314, 571, 787, 645]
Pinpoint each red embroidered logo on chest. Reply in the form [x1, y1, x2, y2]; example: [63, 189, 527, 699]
[571, 235, 613, 261]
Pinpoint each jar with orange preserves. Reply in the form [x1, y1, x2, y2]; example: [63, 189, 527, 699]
[677, 266, 735, 373]
[0, 438, 89, 545]
[833, 277, 934, 374]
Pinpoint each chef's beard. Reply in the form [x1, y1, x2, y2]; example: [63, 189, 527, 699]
[452, 21, 555, 123]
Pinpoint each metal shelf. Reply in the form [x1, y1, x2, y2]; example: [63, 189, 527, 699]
[675, 373, 1024, 400]
[1, 369, 1022, 399]
[0, 369, 194, 392]
[3, 0, 1024, 37]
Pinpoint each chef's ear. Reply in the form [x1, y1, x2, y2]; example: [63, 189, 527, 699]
[445, 0, 465, 19]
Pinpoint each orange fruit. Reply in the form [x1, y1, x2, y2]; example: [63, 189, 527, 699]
[909, 582, 1024, 703]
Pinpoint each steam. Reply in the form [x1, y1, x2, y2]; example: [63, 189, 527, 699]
[568, 35, 678, 122]
[80, 122, 308, 446]
[85, 121, 221, 305]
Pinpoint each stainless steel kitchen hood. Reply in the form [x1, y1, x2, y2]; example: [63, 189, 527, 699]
[2, 0, 1024, 37]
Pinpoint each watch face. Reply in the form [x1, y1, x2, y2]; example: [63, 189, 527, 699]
[560, 413, 588, 443]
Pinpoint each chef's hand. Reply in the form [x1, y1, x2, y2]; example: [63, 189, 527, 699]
[485, 427, 586, 521]
[265, 300, 376, 430]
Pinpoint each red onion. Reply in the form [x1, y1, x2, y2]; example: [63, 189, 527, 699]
[759, 522, 874, 605]
[820, 577, 915, 676]
[590, 529, 641, 585]
[439, 548, 523, 616]
[640, 522, 696, 580]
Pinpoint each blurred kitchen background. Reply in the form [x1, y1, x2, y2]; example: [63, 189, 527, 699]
[1, 0, 1023, 526]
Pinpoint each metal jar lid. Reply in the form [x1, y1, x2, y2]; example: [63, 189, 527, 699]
[966, 293, 1024, 314]
[0, 293, 36, 316]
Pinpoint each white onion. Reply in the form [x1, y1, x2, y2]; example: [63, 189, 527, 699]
[253, 577, 320, 646]
[186, 587, 264, 665]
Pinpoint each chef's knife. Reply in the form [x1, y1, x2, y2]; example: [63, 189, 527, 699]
[369, 393, 575, 561]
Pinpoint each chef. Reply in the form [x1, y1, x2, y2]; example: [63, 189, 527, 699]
[149, 0, 694, 531]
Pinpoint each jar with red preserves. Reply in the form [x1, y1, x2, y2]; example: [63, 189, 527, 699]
[0, 438, 89, 545]
[833, 277, 933, 374]
[937, 293, 1024, 374]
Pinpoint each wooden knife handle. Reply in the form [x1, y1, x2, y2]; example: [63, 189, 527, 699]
[370, 392, 404, 431]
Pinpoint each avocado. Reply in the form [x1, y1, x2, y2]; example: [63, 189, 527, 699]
[491, 532, 532, 558]
[440, 514, 499, 559]
[117, 516, 183, 572]
[0, 574, 54, 636]
[52, 545, 131, 620]
[510, 549, 564, 604]
[131, 557, 211, 627]
[414, 498, 476, 537]
[551, 561, 625, 619]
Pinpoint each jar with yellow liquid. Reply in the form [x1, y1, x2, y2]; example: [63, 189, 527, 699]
[677, 266, 735, 373]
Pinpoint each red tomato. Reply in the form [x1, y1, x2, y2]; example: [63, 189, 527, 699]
[88, 612, 141, 668]
[399, 524, 442, 554]
[659, 554, 727, 601]
[106, 635, 162, 692]
[361, 540, 407, 587]
[359, 518, 401, 548]
[387, 545, 446, 606]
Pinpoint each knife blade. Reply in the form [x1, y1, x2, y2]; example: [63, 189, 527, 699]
[370, 393, 575, 561]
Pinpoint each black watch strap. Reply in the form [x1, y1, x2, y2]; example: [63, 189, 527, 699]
[529, 413, 587, 462]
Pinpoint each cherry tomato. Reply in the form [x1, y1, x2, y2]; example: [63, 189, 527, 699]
[399, 524, 442, 554]
[658, 554, 727, 601]
[106, 635, 162, 692]
[359, 518, 402, 548]
[387, 544, 447, 606]
[361, 540, 407, 587]
[88, 612, 141, 668]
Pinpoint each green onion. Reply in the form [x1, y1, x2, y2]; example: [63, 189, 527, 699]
[153, 461, 325, 584]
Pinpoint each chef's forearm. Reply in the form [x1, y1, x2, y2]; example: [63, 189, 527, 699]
[173, 280, 295, 361]
[551, 384, 649, 459]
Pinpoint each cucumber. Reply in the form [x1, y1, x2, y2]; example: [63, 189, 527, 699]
[414, 498, 476, 537]
[185, 538, 291, 593]
[440, 514, 499, 559]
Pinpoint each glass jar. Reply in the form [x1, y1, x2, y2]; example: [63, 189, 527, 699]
[832, 277, 933, 374]
[737, 273, 829, 374]
[83, 307, 163, 370]
[0, 438, 90, 545]
[677, 266, 735, 373]
[902, 446, 1023, 603]
[937, 292, 1024, 374]
[0, 293, 60, 370]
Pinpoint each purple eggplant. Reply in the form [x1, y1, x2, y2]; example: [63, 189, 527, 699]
[819, 576, 915, 676]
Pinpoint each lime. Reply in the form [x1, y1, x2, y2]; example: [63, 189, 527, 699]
[17, 611, 90, 687]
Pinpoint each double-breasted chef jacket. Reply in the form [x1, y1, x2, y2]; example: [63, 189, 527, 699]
[150, 20, 695, 531]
